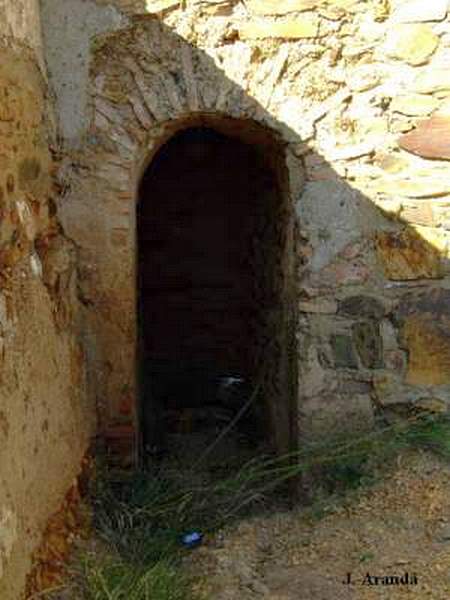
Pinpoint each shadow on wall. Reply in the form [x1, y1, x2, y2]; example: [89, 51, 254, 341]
[66, 12, 450, 462]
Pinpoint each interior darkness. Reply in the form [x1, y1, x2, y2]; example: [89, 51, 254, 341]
[137, 126, 284, 465]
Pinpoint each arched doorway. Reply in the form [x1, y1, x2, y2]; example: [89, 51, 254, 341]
[136, 120, 298, 470]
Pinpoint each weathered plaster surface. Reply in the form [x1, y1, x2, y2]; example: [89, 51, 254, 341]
[0, 0, 45, 70]
[0, 39, 92, 600]
[40, 0, 127, 143]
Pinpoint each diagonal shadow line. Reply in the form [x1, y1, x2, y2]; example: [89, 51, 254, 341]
[46, 9, 450, 464]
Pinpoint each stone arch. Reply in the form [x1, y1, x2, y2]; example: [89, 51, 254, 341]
[72, 20, 305, 464]
[134, 114, 301, 464]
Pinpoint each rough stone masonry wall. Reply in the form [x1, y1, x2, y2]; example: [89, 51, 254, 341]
[41, 0, 450, 450]
[0, 3, 93, 598]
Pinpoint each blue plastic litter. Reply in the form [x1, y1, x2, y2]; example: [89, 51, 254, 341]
[181, 531, 203, 548]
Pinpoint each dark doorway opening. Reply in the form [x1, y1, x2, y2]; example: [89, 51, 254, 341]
[137, 123, 297, 472]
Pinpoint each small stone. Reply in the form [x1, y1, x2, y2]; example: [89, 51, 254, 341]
[413, 225, 449, 257]
[352, 322, 383, 369]
[322, 261, 370, 286]
[325, 141, 376, 161]
[414, 397, 447, 414]
[376, 177, 450, 198]
[331, 334, 359, 369]
[375, 230, 442, 280]
[202, 3, 235, 15]
[384, 350, 407, 371]
[375, 152, 409, 174]
[390, 94, 439, 116]
[412, 70, 450, 94]
[341, 42, 375, 59]
[347, 65, 381, 92]
[339, 296, 385, 319]
[390, 117, 416, 134]
[386, 24, 439, 66]
[340, 241, 364, 260]
[374, 0, 390, 21]
[381, 320, 399, 350]
[331, 0, 360, 9]
[436, 98, 450, 117]
[238, 16, 319, 39]
[373, 372, 405, 405]
[298, 300, 338, 313]
[392, 0, 448, 23]
[400, 203, 435, 227]
[319, 5, 346, 20]
[246, 0, 317, 15]
[436, 524, 450, 542]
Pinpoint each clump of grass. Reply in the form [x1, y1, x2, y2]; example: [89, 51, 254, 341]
[80, 555, 191, 600]
[55, 413, 450, 599]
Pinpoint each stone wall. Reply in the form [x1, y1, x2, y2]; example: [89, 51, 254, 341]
[0, 0, 446, 592]
[0, 6, 92, 598]
[40, 0, 450, 452]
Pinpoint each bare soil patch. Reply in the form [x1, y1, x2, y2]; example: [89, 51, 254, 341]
[186, 451, 450, 600]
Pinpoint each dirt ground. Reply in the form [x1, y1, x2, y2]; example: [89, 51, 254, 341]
[185, 450, 450, 600]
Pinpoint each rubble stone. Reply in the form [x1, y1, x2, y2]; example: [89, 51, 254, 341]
[331, 334, 359, 368]
[246, 0, 318, 16]
[392, 0, 448, 24]
[386, 24, 439, 65]
[375, 230, 442, 280]
[390, 94, 439, 116]
[238, 16, 319, 39]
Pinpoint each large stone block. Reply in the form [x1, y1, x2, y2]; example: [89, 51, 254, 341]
[375, 230, 442, 280]
[402, 316, 450, 385]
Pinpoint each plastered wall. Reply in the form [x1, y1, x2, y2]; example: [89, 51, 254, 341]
[0, 5, 93, 598]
